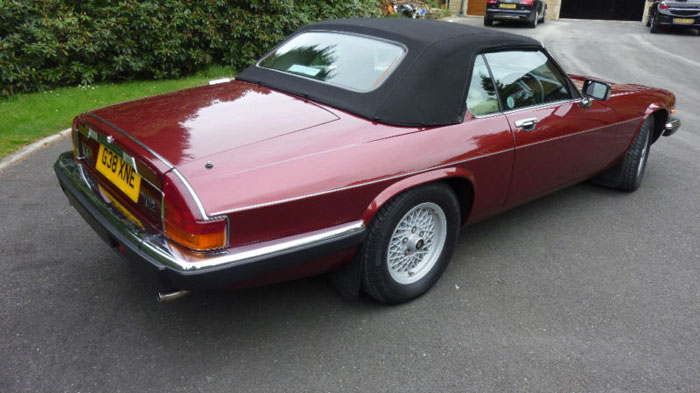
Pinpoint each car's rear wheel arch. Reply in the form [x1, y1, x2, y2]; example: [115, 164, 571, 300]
[442, 177, 474, 225]
[362, 170, 474, 227]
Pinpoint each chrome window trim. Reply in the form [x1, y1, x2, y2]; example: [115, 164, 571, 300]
[466, 54, 503, 117]
[472, 98, 579, 119]
[503, 98, 579, 115]
[469, 47, 580, 119]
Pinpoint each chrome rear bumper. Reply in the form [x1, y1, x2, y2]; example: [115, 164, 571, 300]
[485, 9, 533, 20]
[54, 152, 365, 290]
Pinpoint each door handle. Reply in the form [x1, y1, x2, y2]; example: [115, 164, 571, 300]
[514, 117, 538, 131]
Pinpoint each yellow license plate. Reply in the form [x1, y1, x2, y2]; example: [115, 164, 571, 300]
[673, 18, 694, 25]
[98, 185, 144, 230]
[96, 144, 141, 203]
[500, 3, 517, 8]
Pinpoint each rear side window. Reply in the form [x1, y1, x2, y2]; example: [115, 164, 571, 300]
[484, 50, 572, 111]
[259, 32, 406, 93]
[466, 55, 500, 117]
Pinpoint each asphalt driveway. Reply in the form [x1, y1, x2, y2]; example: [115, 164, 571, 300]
[1, 18, 698, 392]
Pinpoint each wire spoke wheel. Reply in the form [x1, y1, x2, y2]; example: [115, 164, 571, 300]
[387, 202, 447, 285]
[360, 183, 461, 304]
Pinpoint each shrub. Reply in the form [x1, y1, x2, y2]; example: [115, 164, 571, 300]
[0, 0, 381, 97]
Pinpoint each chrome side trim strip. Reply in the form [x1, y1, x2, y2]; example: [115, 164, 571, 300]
[141, 221, 366, 272]
[211, 148, 514, 216]
[211, 115, 644, 216]
[516, 116, 643, 149]
[57, 153, 364, 274]
[171, 168, 209, 221]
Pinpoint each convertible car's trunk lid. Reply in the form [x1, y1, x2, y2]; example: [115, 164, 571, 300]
[88, 80, 339, 167]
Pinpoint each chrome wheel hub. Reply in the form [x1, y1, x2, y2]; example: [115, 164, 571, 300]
[387, 202, 447, 284]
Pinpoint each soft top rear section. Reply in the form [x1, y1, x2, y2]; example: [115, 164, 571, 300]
[238, 17, 541, 127]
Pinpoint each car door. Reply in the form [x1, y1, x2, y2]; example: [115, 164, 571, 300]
[460, 54, 518, 221]
[482, 50, 619, 206]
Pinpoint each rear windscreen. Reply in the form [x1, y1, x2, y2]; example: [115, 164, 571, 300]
[259, 32, 406, 93]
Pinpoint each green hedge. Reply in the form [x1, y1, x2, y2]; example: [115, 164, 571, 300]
[0, 0, 381, 97]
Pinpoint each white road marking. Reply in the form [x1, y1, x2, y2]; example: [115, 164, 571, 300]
[632, 34, 700, 69]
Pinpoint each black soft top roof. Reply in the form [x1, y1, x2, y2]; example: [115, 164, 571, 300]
[238, 18, 541, 127]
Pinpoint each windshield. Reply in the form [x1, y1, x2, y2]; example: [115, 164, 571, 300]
[259, 32, 406, 93]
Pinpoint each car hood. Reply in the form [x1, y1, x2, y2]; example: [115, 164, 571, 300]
[89, 80, 340, 167]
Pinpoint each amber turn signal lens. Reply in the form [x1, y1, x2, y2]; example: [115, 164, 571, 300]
[670, 109, 676, 115]
[163, 173, 228, 251]
[165, 220, 227, 251]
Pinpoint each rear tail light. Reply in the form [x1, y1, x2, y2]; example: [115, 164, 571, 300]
[520, 0, 534, 5]
[487, 0, 498, 3]
[659, 2, 669, 10]
[163, 173, 227, 251]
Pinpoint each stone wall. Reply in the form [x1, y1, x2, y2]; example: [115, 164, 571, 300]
[448, 0, 462, 15]
[543, 0, 561, 20]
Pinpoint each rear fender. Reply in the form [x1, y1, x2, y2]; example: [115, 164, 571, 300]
[362, 168, 475, 225]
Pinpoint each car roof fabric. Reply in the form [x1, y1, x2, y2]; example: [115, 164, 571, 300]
[237, 18, 541, 127]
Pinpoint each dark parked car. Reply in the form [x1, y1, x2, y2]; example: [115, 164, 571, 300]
[647, 0, 700, 34]
[484, 0, 546, 28]
[55, 18, 680, 305]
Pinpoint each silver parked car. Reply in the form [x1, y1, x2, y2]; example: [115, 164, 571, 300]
[647, 0, 700, 34]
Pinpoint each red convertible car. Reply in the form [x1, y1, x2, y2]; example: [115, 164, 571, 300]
[55, 18, 680, 304]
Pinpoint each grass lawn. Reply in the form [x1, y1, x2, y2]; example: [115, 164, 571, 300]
[0, 65, 236, 159]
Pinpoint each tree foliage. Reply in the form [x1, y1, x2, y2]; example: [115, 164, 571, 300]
[0, 0, 381, 97]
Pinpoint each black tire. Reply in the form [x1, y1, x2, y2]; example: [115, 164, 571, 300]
[593, 115, 654, 192]
[540, 4, 546, 23]
[484, 17, 493, 27]
[360, 183, 461, 304]
[529, 11, 538, 28]
[650, 14, 660, 33]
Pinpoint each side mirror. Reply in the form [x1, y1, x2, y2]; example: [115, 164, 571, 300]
[582, 79, 611, 101]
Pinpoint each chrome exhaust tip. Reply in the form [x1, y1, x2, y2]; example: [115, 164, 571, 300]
[157, 289, 190, 303]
